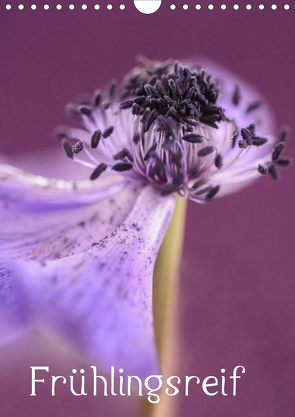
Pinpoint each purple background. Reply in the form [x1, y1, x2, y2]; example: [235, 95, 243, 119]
[1, 1, 295, 416]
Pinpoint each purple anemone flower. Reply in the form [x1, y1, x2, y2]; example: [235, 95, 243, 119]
[0, 59, 290, 379]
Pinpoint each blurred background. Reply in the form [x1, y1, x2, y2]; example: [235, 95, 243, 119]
[0, 1, 294, 416]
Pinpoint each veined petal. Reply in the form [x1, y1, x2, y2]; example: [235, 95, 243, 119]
[0, 262, 29, 344]
[0, 163, 143, 261]
[13, 186, 175, 378]
[0, 163, 126, 210]
[0, 163, 143, 344]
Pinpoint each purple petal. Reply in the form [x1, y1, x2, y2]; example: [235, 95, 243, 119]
[13, 186, 175, 378]
[0, 164, 143, 261]
[0, 163, 127, 211]
[0, 163, 142, 343]
[0, 261, 30, 344]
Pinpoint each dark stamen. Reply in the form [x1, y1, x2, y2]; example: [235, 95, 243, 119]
[247, 123, 256, 136]
[109, 81, 116, 98]
[148, 158, 166, 177]
[120, 60, 225, 134]
[103, 100, 110, 109]
[258, 164, 268, 175]
[133, 133, 141, 144]
[90, 163, 108, 180]
[54, 126, 68, 139]
[276, 157, 291, 166]
[161, 181, 182, 196]
[272, 142, 285, 161]
[62, 140, 74, 159]
[215, 154, 223, 169]
[144, 109, 158, 132]
[72, 141, 84, 154]
[278, 127, 288, 142]
[206, 185, 220, 200]
[113, 148, 134, 162]
[231, 125, 239, 148]
[132, 103, 141, 115]
[91, 129, 102, 149]
[170, 151, 183, 168]
[93, 90, 101, 107]
[79, 106, 92, 116]
[232, 85, 241, 106]
[246, 100, 263, 113]
[66, 103, 81, 118]
[112, 162, 133, 172]
[190, 178, 207, 191]
[182, 133, 203, 143]
[238, 139, 248, 149]
[120, 100, 134, 110]
[241, 128, 252, 145]
[198, 146, 214, 157]
[251, 137, 268, 146]
[144, 143, 157, 161]
[268, 164, 279, 180]
[102, 126, 114, 139]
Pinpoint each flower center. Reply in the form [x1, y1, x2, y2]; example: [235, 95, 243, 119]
[58, 59, 291, 202]
[120, 59, 226, 133]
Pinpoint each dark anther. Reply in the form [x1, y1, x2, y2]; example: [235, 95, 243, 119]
[190, 178, 206, 191]
[206, 185, 220, 200]
[66, 103, 81, 118]
[72, 141, 84, 154]
[251, 137, 268, 146]
[246, 100, 263, 113]
[231, 125, 239, 148]
[144, 143, 157, 161]
[247, 123, 256, 136]
[120, 100, 134, 110]
[144, 109, 158, 132]
[79, 106, 92, 116]
[241, 128, 252, 145]
[132, 103, 141, 115]
[148, 75, 158, 86]
[53, 126, 68, 139]
[62, 139, 74, 159]
[198, 146, 214, 157]
[133, 133, 141, 144]
[278, 128, 288, 142]
[93, 90, 101, 107]
[182, 133, 203, 143]
[161, 181, 182, 196]
[276, 157, 291, 166]
[141, 108, 151, 125]
[238, 139, 248, 149]
[113, 148, 134, 162]
[103, 100, 110, 110]
[215, 154, 223, 169]
[162, 138, 175, 150]
[120, 60, 225, 134]
[91, 129, 102, 149]
[258, 164, 268, 175]
[268, 164, 279, 180]
[170, 151, 183, 169]
[112, 162, 133, 172]
[195, 186, 212, 195]
[102, 126, 114, 139]
[109, 81, 116, 98]
[232, 85, 241, 106]
[272, 142, 285, 161]
[90, 163, 108, 180]
[145, 84, 160, 98]
[134, 96, 148, 106]
[148, 158, 166, 177]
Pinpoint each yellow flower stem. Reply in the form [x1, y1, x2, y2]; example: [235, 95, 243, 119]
[142, 195, 187, 417]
